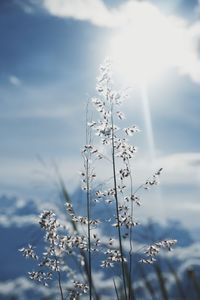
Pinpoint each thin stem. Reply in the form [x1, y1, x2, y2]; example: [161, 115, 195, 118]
[85, 102, 92, 300]
[57, 269, 64, 300]
[154, 263, 169, 300]
[113, 278, 120, 300]
[53, 245, 64, 300]
[167, 260, 187, 300]
[59, 178, 100, 300]
[110, 103, 128, 300]
[128, 160, 134, 300]
[86, 159, 92, 300]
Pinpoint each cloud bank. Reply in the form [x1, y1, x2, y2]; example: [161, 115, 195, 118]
[42, 0, 113, 27]
[42, 0, 200, 84]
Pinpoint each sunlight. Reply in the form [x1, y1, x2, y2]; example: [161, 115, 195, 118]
[140, 85, 156, 161]
[109, 3, 189, 85]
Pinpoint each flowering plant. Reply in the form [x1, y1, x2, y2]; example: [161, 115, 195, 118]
[20, 60, 176, 300]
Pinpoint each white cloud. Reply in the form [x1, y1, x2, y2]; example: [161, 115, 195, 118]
[0, 214, 36, 227]
[9, 75, 21, 86]
[11, 105, 77, 119]
[159, 152, 200, 186]
[1, 151, 199, 228]
[0, 156, 81, 195]
[0, 277, 51, 299]
[42, 0, 200, 84]
[0, 195, 67, 227]
[42, 0, 113, 26]
[1, 149, 199, 198]
[112, 151, 200, 188]
[0, 83, 82, 119]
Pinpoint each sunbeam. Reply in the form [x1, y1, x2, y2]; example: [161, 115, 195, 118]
[140, 84, 156, 166]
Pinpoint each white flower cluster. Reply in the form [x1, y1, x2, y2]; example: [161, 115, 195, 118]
[140, 239, 177, 264]
[20, 60, 176, 300]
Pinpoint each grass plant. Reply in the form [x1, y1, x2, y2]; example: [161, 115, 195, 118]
[20, 61, 177, 299]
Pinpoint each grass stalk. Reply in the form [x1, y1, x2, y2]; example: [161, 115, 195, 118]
[52, 243, 64, 300]
[59, 178, 99, 300]
[154, 264, 169, 300]
[128, 160, 134, 300]
[113, 278, 120, 300]
[85, 102, 92, 300]
[187, 269, 200, 299]
[86, 157, 92, 300]
[139, 264, 157, 300]
[57, 269, 64, 300]
[167, 260, 187, 300]
[125, 262, 135, 300]
[110, 102, 128, 300]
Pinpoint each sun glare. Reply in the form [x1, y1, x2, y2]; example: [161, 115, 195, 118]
[109, 4, 189, 85]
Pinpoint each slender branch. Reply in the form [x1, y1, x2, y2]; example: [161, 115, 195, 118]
[113, 278, 120, 300]
[86, 157, 92, 300]
[110, 102, 128, 300]
[52, 244, 64, 300]
[85, 102, 92, 300]
[59, 178, 100, 300]
[57, 268, 64, 300]
[128, 160, 134, 300]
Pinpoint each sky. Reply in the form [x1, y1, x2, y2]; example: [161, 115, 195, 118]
[0, 0, 200, 228]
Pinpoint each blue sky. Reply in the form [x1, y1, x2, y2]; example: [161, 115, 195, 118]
[1, 0, 200, 228]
